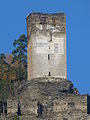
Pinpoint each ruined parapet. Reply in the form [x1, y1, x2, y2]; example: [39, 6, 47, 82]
[27, 13, 67, 80]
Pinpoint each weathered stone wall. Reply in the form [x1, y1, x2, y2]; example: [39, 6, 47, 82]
[27, 13, 67, 80]
[53, 94, 87, 113]
[6, 78, 90, 120]
[7, 98, 18, 117]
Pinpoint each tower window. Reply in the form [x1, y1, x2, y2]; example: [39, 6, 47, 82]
[49, 72, 51, 76]
[48, 54, 50, 60]
[17, 103, 21, 116]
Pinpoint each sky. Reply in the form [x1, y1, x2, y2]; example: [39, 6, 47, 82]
[0, 0, 90, 94]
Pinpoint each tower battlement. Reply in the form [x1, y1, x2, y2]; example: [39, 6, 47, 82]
[26, 12, 66, 25]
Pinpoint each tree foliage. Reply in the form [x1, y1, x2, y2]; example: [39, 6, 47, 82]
[0, 53, 16, 81]
[12, 34, 27, 64]
[12, 34, 27, 81]
[0, 34, 27, 100]
[0, 53, 15, 100]
[0, 78, 7, 100]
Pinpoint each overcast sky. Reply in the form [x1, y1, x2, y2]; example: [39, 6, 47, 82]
[0, 0, 90, 94]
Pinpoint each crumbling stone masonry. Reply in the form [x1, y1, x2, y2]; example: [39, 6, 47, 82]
[7, 78, 90, 120]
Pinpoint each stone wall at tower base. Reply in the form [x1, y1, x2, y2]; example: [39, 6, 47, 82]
[5, 77, 90, 120]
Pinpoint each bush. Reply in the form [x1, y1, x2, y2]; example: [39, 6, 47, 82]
[13, 115, 21, 120]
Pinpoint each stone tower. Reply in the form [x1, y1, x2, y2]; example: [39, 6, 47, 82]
[27, 13, 67, 80]
[5, 12, 90, 120]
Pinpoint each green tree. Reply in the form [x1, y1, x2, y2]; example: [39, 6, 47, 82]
[12, 34, 27, 81]
[0, 53, 10, 80]
[0, 78, 7, 100]
[0, 53, 16, 99]
[0, 54, 8, 100]
[13, 115, 22, 120]
[0, 34, 27, 99]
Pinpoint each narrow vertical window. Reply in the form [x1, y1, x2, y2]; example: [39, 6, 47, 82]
[48, 54, 50, 60]
[49, 72, 51, 76]
[37, 101, 43, 118]
[17, 102, 21, 116]
[49, 32, 52, 42]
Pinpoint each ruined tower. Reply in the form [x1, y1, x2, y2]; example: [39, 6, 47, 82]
[27, 13, 67, 80]
[5, 12, 90, 120]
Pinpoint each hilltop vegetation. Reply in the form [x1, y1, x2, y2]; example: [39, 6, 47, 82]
[0, 34, 27, 100]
